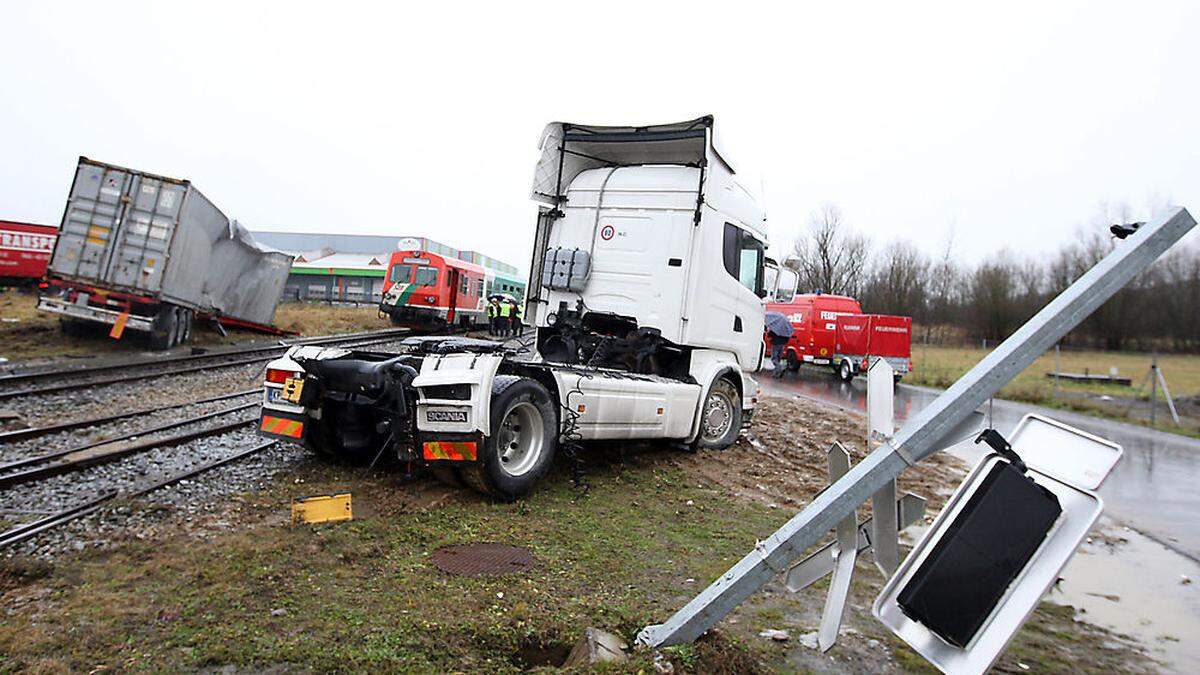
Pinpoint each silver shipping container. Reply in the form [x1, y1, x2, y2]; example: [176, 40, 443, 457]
[47, 157, 294, 327]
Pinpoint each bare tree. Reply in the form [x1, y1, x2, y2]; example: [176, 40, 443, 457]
[789, 205, 871, 296]
[860, 240, 930, 319]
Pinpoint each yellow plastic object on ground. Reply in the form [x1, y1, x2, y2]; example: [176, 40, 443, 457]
[291, 493, 353, 525]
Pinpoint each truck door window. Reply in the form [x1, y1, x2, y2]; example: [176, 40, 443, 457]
[414, 266, 438, 287]
[389, 264, 413, 283]
[723, 223, 764, 294]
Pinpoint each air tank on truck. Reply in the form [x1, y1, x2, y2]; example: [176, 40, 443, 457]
[258, 116, 791, 499]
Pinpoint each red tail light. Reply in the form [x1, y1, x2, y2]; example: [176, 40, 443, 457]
[37, 281, 49, 289]
[266, 368, 303, 384]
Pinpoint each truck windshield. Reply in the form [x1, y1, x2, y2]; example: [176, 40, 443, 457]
[414, 266, 439, 287]
[389, 264, 413, 283]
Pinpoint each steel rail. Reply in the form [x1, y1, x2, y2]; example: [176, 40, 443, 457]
[0, 388, 260, 444]
[0, 332, 410, 401]
[0, 411, 256, 489]
[0, 327, 410, 387]
[0, 440, 277, 548]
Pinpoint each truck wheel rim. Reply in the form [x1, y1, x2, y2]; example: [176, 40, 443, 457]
[702, 387, 734, 441]
[497, 402, 544, 477]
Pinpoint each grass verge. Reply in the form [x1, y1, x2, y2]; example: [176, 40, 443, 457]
[0, 399, 1153, 673]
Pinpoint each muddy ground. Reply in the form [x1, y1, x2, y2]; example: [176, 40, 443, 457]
[0, 396, 1154, 673]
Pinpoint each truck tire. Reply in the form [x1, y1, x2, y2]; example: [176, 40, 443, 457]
[839, 359, 854, 383]
[179, 309, 193, 344]
[697, 378, 742, 450]
[786, 352, 801, 372]
[59, 317, 90, 337]
[461, 375, 557, 501]
[169, 307, 186, 347]
[149, 307, 178, 350]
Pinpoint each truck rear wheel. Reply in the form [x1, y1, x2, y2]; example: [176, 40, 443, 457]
[461, 375, 557, 501]
[697, 378, 741, 450]
[149, 307, 178, 350]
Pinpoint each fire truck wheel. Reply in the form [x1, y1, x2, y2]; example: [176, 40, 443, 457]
[697, 377, 741, 450]
[839, 359, 855, 382]
[786, 352, 801, 372]
[462, 375, 557, 501]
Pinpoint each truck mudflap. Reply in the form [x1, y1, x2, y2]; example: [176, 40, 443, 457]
[259, 409, 307, 441]
[422, 438, 480, 461]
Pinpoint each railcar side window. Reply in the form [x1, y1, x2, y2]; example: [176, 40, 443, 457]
[722, 223, 764, 294]
[414, 266, 438, 287]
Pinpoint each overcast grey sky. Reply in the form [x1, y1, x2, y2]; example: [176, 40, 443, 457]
[2, 1, 1197, 273]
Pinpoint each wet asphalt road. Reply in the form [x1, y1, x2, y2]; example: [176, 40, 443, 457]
[759, 368, 1200, 563]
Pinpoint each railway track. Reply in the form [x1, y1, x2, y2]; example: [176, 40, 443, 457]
[0, 327, 412, 401]
[0, 440, 277, 549]
[0, 401, 258, 488]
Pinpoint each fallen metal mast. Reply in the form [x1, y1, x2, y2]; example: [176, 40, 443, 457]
[638, 206, 1196, 648]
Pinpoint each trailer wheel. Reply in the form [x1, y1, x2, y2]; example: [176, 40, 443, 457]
[839, 359, 854, 382]
[169, 307, 187, 347]
[461, 375, 557, 501]
[179, 309, 193, 344]
[58, 317, 90, 337]
[149, 307, 178, 350]
[697, 378, 741, 450]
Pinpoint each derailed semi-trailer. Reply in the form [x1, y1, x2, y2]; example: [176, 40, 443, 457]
[38, 158, 294, 348]
[258, 116, 794, 500]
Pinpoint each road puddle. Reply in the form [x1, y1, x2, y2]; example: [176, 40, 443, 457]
[1049, 516, 1200, 673]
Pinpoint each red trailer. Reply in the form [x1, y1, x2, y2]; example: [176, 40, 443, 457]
[766, 293, 913, 382]
[0, 220, 56, 286]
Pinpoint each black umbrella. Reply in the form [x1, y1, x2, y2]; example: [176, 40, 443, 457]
[764, 311, 794, 339]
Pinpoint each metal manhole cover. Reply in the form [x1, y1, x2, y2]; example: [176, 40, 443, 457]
[429, 543, 536, 576]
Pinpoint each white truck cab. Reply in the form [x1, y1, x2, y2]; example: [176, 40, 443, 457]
[259, 117, 775, 500]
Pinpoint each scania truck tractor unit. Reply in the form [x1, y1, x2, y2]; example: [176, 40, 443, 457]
[259, 116, 780, 499]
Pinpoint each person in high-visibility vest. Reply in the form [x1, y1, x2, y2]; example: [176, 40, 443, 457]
[485, 299, 498, 335]
[509, 301, 523, 337]
[497, 300, 513, 337]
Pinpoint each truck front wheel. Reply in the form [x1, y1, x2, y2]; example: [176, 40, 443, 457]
[462, 375, 557, 501]
[697, 378, 742, 450]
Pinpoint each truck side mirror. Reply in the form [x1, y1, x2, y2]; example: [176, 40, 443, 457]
[756, 288, 769, 299]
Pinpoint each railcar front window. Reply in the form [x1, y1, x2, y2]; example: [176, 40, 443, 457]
[414, 266, 438, 287]
[389, 264, 414, 283]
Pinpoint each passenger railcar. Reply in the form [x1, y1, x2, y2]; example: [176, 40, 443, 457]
[379, 249, 487, 328]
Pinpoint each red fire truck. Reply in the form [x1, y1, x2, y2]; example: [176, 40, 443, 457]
[767, 293, 912, 382]
[0, 220, 56, 286]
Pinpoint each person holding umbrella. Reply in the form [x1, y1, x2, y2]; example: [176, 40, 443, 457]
[764, 311, 794, 379]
